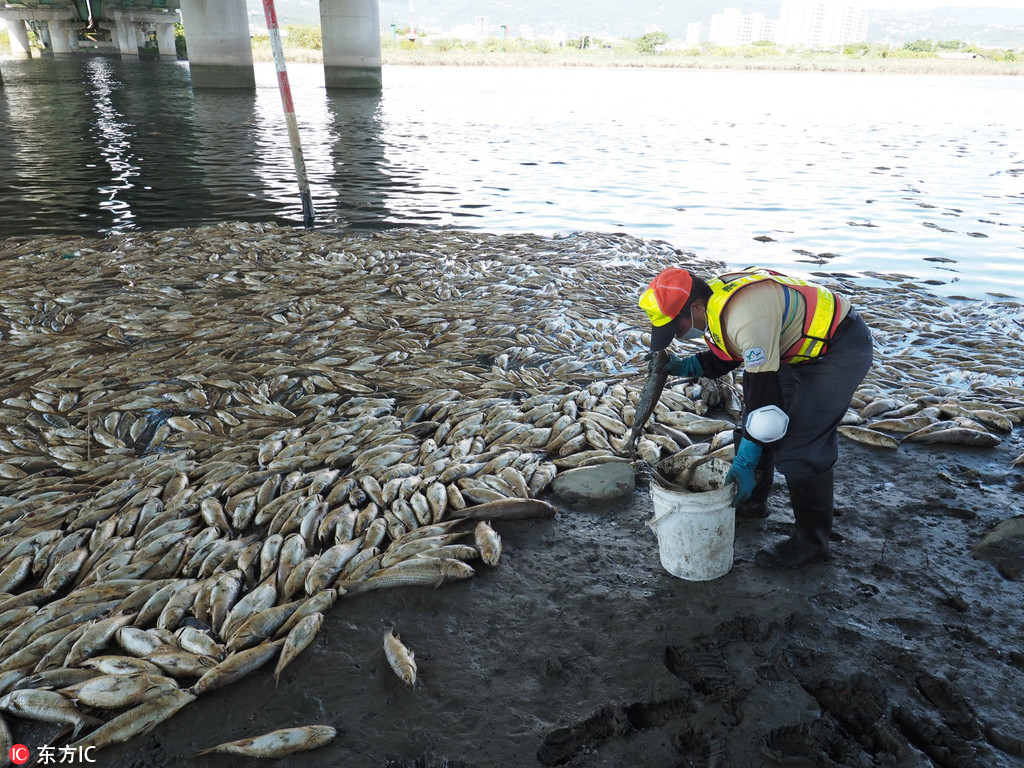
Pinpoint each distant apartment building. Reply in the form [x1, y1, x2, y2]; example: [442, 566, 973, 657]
[475, 15, 489, 39]
[709, 2, 867, 48]
[686, 22, 702, 46]
[709, 8, 770, 46]
[778, 1, 868, 48]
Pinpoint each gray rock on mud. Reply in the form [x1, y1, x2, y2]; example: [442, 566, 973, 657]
[550, 462, 636, 505]
[971, 516, 1024, 580]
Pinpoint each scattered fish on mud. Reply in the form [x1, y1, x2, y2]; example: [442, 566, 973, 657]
[837, 426, 901, 450]
[383, 630, 417, 686]
[0, 222, 1020, 756]
[195, 724, 337, 757]
[475, 521, 502, 567]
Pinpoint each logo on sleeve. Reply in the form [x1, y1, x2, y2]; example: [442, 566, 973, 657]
[744, 347, 767, 366]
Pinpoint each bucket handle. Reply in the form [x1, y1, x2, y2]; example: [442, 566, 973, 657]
[647, 480, 737, 529]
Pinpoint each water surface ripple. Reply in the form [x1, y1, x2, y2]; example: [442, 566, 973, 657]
[1, 58, 1022, 300]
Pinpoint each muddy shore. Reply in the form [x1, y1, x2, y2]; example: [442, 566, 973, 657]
[78, 435, 1024, 768]
[2, 223, 1022, 768]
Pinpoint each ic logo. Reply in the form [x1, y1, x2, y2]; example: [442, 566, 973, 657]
[9, 745, 30, 765]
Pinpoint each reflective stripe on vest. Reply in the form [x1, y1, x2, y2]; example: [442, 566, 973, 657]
[704, 269, 842, 364]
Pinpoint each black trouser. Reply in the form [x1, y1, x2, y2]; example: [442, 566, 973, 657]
[774, 313, 873, 482]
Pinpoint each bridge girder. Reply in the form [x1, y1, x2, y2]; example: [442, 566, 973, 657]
[0, 0, 181, 19]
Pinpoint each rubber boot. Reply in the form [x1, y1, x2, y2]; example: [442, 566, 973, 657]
[736, 449, 775, 519]
[755, 469, 833, 568]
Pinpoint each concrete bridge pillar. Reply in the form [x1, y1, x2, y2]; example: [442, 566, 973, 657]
[156, 22, 178, 61]
[47, 19, 75, 58]
[320, 0, 382, 90]
[5, 20, 33, 59]
[114, 15, 140, 59]
[1, 9, 79, 59]
[179, 0, 255, 89]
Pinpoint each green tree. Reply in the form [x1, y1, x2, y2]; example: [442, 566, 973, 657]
[636, 31, 669, 54]
[284, 25, 321, 50]
[903, 39, 934, 53]
[174, 22, 187, 57]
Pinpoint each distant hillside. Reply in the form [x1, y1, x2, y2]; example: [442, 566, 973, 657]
[250, 1, 1024, 48]
[868, 6, 1024, 48]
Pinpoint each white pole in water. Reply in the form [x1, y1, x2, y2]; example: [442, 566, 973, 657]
[262, 0, 315, 227]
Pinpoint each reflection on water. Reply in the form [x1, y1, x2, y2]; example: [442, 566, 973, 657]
[325, 91, 390, 228]
[0, 58, 1022, 300]
[88, 57, 139, 228]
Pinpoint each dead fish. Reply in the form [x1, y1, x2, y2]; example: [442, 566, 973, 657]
[60, 672, 179, 710]
[195, 724, 337, 757]
[81, 655, 164, 676]
[188, 639, 285, 697]
[474, 522, 502, 567]
[274, 613, 323, 686]
[837, 426, 900, 450]
[654, 443, 712, 480]
[867, 415, 937, 433]
[341, 558, 474, 597]
[67, 688, 195, 752]
[227, 600, 304, 654]
[448, 498, 558, 521]
[628, 351, 669, 458]
[860, 397, 902, 418]
[383, 630, 417, 686]
[0, 689, 102, 737]
[904, 426, 1000, 447]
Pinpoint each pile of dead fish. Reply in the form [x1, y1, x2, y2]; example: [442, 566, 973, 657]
[0, 221, 1020, 755]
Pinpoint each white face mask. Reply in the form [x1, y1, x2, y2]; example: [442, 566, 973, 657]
[678, 308, 704, 341]
[679, 326, 704, 341]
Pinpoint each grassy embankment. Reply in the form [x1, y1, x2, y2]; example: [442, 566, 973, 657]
[375, 46, 1024, 75]
[246, 28, 1024, 76]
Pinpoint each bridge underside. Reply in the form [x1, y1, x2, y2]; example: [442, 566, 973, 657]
[0, 0, 382, 89]
[1, 1, 179, 19]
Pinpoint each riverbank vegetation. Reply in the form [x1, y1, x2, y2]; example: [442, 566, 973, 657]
[379, 41, 1023, 75]
[245, 25, 1024, 75]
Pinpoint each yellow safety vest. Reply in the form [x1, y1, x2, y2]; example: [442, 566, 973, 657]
[704, 268, 842, 365]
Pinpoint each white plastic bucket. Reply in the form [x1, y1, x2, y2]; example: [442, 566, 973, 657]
[647, 466, 736, 581]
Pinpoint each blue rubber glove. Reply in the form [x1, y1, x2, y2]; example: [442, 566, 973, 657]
[665, 355, 704, 379]
[726, 438, 762, 507]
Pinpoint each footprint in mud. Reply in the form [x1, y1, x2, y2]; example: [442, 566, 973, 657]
[536, 697, 696, 766]
[800, 671, 936, 764]
[536, 705, 631, 766]
[984, 721, 1024, 759]
[664, 646, 736, 699]
[915, 673, 982, 740]
[672, 728, 715, 762]
[808, 672, 888, 738]
[704, 614, 778, 644]
[892, 706, 986, 768]
[760, 717, 866, 768]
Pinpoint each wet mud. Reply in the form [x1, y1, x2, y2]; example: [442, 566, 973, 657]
[56, 435, 1024, 768]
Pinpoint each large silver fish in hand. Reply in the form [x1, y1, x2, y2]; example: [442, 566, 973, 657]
[628, 350, 669, 459]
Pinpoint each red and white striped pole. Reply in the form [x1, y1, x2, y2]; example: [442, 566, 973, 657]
[262, 0, 314, 227]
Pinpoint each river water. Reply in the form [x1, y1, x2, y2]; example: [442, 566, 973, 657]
[1, 57, 1022, 301]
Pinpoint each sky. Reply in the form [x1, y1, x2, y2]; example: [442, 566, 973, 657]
[862, 0, 1024, 8]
